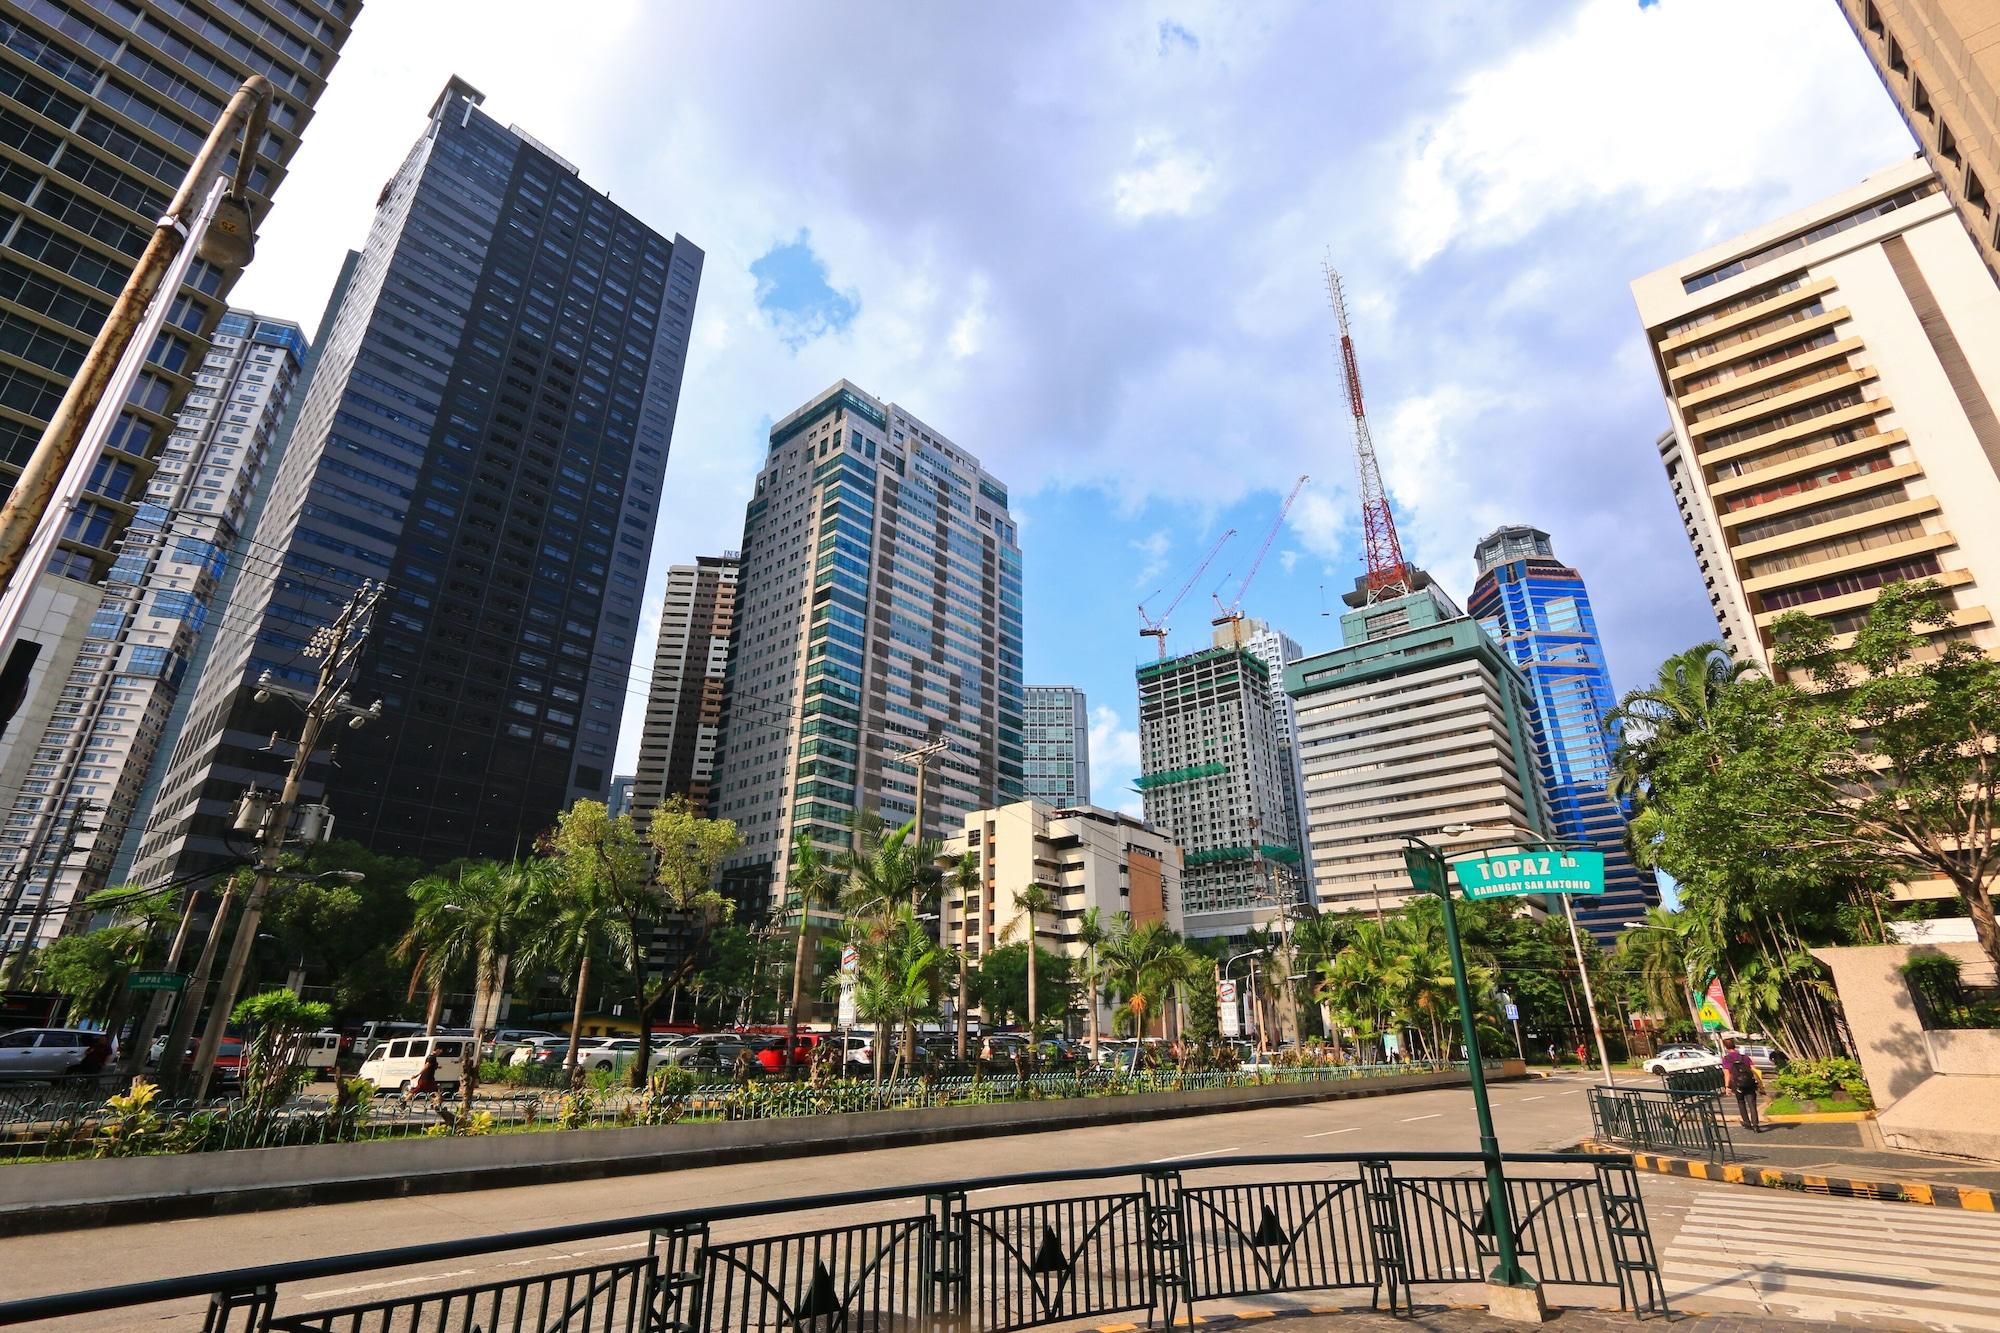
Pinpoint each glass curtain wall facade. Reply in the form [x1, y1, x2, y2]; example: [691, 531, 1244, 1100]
[1467, 526, 1656, 940]
[713, 381, 1024, 916]
[1023, 684, 1088, 805]
[0, 1, 352, 952]
[131, 77, 701, 883]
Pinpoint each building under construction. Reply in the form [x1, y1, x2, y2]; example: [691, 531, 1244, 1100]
[1135, 644, 1303, 938]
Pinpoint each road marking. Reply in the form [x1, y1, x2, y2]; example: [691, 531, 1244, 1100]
[1398, 1114, 1441, 1123]
[1152, 1147, 1240, 1163]
[1518, 1095, 1545, 1102]
[1303, 1127, 1359, 1139]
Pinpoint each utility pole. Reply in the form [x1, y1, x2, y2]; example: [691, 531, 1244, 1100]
[0, 78, 272, 671]
[888, 733, 950, 912]
[185, 582, 384, 1100]
[0, 801, 99, 988]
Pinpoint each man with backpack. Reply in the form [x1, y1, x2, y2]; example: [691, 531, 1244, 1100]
[1720, 1036, 1762, 1133]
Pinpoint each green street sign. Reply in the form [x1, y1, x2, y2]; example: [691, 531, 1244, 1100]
[1402, 847, 1445, 897]
[1449, 849, 1605, 900]
[127, 971, 186, 992]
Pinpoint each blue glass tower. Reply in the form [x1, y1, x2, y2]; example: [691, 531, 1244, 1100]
[1467, 526, 1656, 940]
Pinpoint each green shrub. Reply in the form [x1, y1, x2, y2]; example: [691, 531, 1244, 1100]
[94, 1079, 165, 1158]
[1772, 1056, 1873, 1108]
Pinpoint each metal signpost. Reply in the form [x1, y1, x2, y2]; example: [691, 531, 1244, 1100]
[1399, 838, 1535, 1301]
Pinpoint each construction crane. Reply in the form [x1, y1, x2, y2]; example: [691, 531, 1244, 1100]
[1324, 262, 1412, 604]
[1211, 474, 1308, 641]
[1138, 528, 1234, 659]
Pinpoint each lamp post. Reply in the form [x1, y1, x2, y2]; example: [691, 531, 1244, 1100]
[1442, 822, 1617, 1088]
[1399, 832, 1535, 1296]
[0, 77, 273, 663]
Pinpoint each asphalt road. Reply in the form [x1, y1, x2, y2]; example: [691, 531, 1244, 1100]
[4, 1073, 1997, 1331]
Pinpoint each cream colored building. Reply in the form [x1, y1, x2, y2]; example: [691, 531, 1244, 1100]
[1836, 0, 2000, 285]
[1631, 159, 2000, 675]
[941, 800, 1183, 982]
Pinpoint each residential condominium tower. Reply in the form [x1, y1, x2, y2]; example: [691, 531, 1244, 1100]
[0, 1, 354, 949]
[0, 311, 305, 952]
[1135, 643, 1302, 938]
[712, 381, 1025, 913]
[130, 78, 702, 884]
[1284, 574, 1554, 917]
[1213, 616, 1313, 906]
[1835, 0, 2000, 284]
[630, 552, 738, 837]
[1467, 526, 1656, 941]
[1023, 685, 1089, 806]
[1631, 159, 2000, 675]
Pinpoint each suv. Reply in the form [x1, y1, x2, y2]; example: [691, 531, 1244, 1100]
[1644, 1044, 1722, 1077]
[0, 1028, 111, 1081]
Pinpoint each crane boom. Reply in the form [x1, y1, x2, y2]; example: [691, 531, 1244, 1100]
[1139, 528, 1234, 657]
[1324, 262, 1411, 603]
[1213, 474, 1307, 623]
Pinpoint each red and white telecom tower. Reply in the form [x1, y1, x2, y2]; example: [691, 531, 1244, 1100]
[1323, 263, 1413, 605]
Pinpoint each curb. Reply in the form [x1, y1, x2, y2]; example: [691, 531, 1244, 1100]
[1764, 1110, 1873, 1124]
[1578, 1139, 1997, 1211]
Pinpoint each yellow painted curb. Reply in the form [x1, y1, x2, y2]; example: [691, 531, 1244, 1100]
[1765, 1110, 1874, 1123]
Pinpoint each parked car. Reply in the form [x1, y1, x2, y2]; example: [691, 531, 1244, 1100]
[0, 1028, 112, 1081]
[1644, 1044, 1722, 1077]
[488, 1028, 557, 1061]
[351, 1021, 426, 1059]
[357, 1035, 470, 1097]
[661, 1034, 742, 1069]
[303, 1031, 342, 1074]
[1737, 1041, 1790, 1073]
[209, 1037, 246, 1087]
[508, 1036, 573, 1067]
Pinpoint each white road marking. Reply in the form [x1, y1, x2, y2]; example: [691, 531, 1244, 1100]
[1518, 1095, 1545, 1102]
[1398, 1114, 1441, 1123]
[1303, 1127, 1359, 1139]
[1151, 1147, 1239, 1163]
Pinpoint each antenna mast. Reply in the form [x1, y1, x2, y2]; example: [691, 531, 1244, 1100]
[1324, 262, 1411, 603]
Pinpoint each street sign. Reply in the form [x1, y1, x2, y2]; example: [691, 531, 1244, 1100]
[1449, 849, 1605, 900]
[1699, 976, 1732, 1031]
[128, 971, 185, 992]
[1504, 1002, 1519, 1022]
[1402, 847, 1446, 896]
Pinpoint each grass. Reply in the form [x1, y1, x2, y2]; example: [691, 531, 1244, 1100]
[1767, 1092, 1868, 1116]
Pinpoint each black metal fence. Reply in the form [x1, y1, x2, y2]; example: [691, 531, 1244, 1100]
[1589, 1085, 1736, 1162]
[0, 1152, 1670, 1330]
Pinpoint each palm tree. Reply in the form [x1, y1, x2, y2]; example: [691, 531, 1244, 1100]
[396, 868, 486, 1035]
[948, 852, 980, 1058]
[854, 907, 946, 1081]
[1002, 882, 1059, 1041]
[782, 833, 840, 1075]
[526, 856, 626, 1079]
[1605, 643, 1761, 863]
[1101, 917, 1178, 1065]
[1613, 907, 1700, 1032]
[1075, 906, 1109, 1064]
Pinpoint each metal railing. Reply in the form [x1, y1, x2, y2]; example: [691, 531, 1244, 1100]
[0, 1151, 1670, 1328]
[0, 1061, 1473, 1161]
[1589, 1085, 1736, 1162]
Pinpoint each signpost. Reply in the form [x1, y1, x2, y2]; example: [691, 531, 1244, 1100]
[1217, 977, 1240, 1038]
[1449, 850, 1604, 900]
[127, 971, 186, 993]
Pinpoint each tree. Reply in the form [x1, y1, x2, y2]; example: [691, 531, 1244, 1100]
[853, 907, 946, 1079]
[231, 988, 331, 1122]
[638, 797, 740, 1086]
[1772, 582, 2000, 970]
[1100, 917, 1177, 1056]
[948, 852, 981, 1059]
[33, 883, 179, 1029]
[1614, 907, 1699, 1029]
[972, 943, 1077, 1027]
[1075, 905, 1109, 1063]
[528, 843, 627, 1079]
[260, 840, 427, 1019]
[784, 832, 841, 1072]
[1001, 883, 1059, 1037]
[395, 870, 484, 1035]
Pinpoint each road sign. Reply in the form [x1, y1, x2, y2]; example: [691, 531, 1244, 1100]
[1504, 1002, 1519, 1022]
[1402, 847, 1445, 896]
[1449, 849, 1605, 900]
[128, 971, 185, 992]
[1699, 976, 1732, 1031]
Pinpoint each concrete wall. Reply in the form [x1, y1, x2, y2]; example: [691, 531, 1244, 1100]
[0, 1068, 1482, 1235]
[1930, 1028, 2000, 1078]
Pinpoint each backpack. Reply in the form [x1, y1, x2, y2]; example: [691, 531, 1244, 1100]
[1726, 1055, 1756, 1093]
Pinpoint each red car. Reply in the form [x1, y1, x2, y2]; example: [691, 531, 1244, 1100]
[175, 1037, 245, 1087]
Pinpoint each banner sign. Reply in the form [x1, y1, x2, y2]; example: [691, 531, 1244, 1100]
[1217, 978, 1240, 1038]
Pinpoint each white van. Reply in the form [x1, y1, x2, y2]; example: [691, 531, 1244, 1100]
[304, 1031, 342, 1073]
[357, 1034, 469, 1096]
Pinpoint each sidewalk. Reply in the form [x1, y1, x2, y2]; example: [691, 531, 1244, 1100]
[1103, 1306, 1832, 1331]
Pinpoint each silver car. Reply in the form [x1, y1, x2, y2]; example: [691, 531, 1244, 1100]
[0, 1028, 110, 1080]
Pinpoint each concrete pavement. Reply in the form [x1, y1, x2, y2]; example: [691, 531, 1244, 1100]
[5, 1074, 1998, 1330]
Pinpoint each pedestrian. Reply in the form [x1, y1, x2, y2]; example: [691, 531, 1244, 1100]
[1720, 1036, 1762, 1133]
[405, 1049, 440, 1106]
[1574, 1041, 1587, 1067]
[1546, 1042, 1557, 1067]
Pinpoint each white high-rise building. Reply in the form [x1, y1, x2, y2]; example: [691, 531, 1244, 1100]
[1023, 685, 1090, 806]
[1631, 159, 2000, 672]
[0, 313, 307, 955]
[711, 381, 1025, 913]
[631, 554, 739, 837]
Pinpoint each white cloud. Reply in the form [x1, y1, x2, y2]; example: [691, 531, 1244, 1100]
[1129, 529, 1173, 592]
[1393, 0, 1912, 268]
[1113, 134, 1215, 220]
[1277, 549, 1300, 574]
[1088, 705, 1143, 815]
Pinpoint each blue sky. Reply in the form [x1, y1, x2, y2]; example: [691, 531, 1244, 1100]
[230, 1, 1917, 812]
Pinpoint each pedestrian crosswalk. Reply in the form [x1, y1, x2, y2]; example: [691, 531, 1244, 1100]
[1658, 1185, 2000, 1329]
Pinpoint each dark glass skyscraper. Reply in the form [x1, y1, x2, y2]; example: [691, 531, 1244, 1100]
[132, 77, 701, 881]
[1467, 525, 1657, 940]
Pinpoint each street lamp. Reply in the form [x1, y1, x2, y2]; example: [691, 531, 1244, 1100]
[1442, 821, 1617, 1089]
[1399, 831, 1535, 1299]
